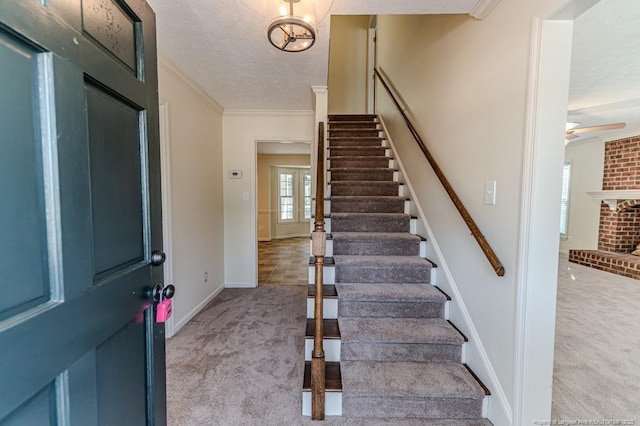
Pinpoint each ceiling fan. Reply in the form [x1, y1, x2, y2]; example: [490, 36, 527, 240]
[565, 122, 626, 140]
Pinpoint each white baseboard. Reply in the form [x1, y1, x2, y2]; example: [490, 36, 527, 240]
[173, 284, 225, 335]
[273, 233, 309, 239]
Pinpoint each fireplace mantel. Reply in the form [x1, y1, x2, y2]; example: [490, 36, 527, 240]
[587, 190, 640, 210]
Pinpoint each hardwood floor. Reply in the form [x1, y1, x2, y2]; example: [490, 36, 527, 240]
[258, 237, 309, 285]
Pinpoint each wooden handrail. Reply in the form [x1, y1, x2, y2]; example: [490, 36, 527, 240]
[311, 122, 326, 419]
[374, 69, 505, 277]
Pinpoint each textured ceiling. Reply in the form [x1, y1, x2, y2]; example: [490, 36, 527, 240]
[568, 0, 640, 141]
[146, 0, 479, 110]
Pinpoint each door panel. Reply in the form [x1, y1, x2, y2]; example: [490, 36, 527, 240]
[86, 82, 146, 279]
[81, 0, 139, 74]
[0, 0, 164, 424]
[96, 321, 146, 426]
[0, 29, 50, 321]
[0, 383, 56, 426]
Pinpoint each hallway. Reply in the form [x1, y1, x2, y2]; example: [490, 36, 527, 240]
[258, 237, 309, 286]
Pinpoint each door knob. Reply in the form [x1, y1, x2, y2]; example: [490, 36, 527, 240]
[151, 250, 166, 266]
[162, 285, 175, 300]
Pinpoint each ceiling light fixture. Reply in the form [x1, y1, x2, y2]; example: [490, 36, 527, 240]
[266, 0, 317, 53]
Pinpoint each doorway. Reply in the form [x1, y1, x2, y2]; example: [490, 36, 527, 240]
[256, 141, 311, 286]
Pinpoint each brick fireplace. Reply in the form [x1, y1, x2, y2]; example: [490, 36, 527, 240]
[569, 136, 640, 279]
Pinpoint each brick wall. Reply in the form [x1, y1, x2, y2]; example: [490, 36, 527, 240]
[597, 136, 640, 253]
[602, 136, 640, 190]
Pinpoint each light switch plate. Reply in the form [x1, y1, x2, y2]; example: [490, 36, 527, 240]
[484, 180, 496, 205]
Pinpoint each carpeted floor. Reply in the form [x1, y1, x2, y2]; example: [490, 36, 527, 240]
[166, 254, 640, 425]
[552, 253, 640, 422]
[258, 237, 309, 286]
[165, 286, 482, 426]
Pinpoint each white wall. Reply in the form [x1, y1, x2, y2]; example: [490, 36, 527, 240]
[375, 2, 573, 423]
[222, 111, 314, 287]
[158, 58, 225, 333]
[328, 15, 370, 114]
[559, 139, 605, 253]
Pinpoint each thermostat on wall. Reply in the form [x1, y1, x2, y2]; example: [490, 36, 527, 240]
[229, 169, 242, 179]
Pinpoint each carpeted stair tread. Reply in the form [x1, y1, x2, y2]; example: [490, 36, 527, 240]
[334, 255, 432, 284]
[328, 157, 390, 168]
[330, 181, 400, 196]
[339, 318, 463, 363]
[334, 255, 432, 269]
[329, 114, 378, 120]
[339, 318, 463, 345]
[328, 137, 386, 147]
[341, 361, 485, 398]
[333, 232, 420, 243]
[332, 232, 421, 256]
[331, 196, 405, 214]
[335, 283, 446, 303]
[330, 169, 394, 182]
[329, 146, 386, 153]
[330, 213, 411, 233]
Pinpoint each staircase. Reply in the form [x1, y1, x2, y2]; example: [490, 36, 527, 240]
[303, 114, 491, 423]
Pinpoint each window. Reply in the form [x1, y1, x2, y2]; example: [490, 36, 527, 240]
[278, 168, 311, 223]
[302, 172, 312, 220]
[279, 172, 294, 221]
[559, 162, 571, 237]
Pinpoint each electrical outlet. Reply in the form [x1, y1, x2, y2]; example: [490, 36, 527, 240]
[204, 271, 208, 283]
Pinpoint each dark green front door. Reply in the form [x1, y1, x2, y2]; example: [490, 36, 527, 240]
[0, 0, 165, 424]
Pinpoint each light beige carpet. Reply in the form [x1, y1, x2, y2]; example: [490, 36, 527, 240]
[166, 286, 489, 426]
[552, 254, 640, 422]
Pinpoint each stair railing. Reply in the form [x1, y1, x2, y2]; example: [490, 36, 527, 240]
[374, 68, 505, 277]
[311, 121, 326, 419]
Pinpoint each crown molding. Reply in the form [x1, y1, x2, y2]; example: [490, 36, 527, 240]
[158, 55, 224, 115]
[223, 109, 315, 117]
[470, 0, 502, 20]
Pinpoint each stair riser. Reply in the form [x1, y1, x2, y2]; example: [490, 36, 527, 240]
[341, 342, 462, 363]
[302, 392, 342, 416]
[339, 301, 444, 318]
[329, 130, 381, 138]
[330, 216, 413, 233]
[335, 265, 431, 283]
[328, 139, 385, 147]
[329, 158, 391, 168]
[328, 147, 388, 157]
[329, 123, 379, 129]
[308, 265, 335, 284]
[305, 339, 341, 361]
[333, 240, 420, 256]
[313, 240, 425, 257]
[307, 297, 338, 318]
[329, 170, 396, 182]
[329, 183, 401, 197]
[330, 198, 406, 214]
[329, 115, 377, 121]
[342, 397, 483, 419]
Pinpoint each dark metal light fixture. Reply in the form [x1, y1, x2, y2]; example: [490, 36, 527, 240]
[266, 0, 317, 52]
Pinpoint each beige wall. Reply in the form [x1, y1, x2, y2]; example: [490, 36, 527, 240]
[257, 154, 311, 240]
[375, 3, 573, 422]
[158, 58, 225, 333]
[559, 139, 605, 253]
[328, 15, 370, 114]
[223, 111, 314, 287]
